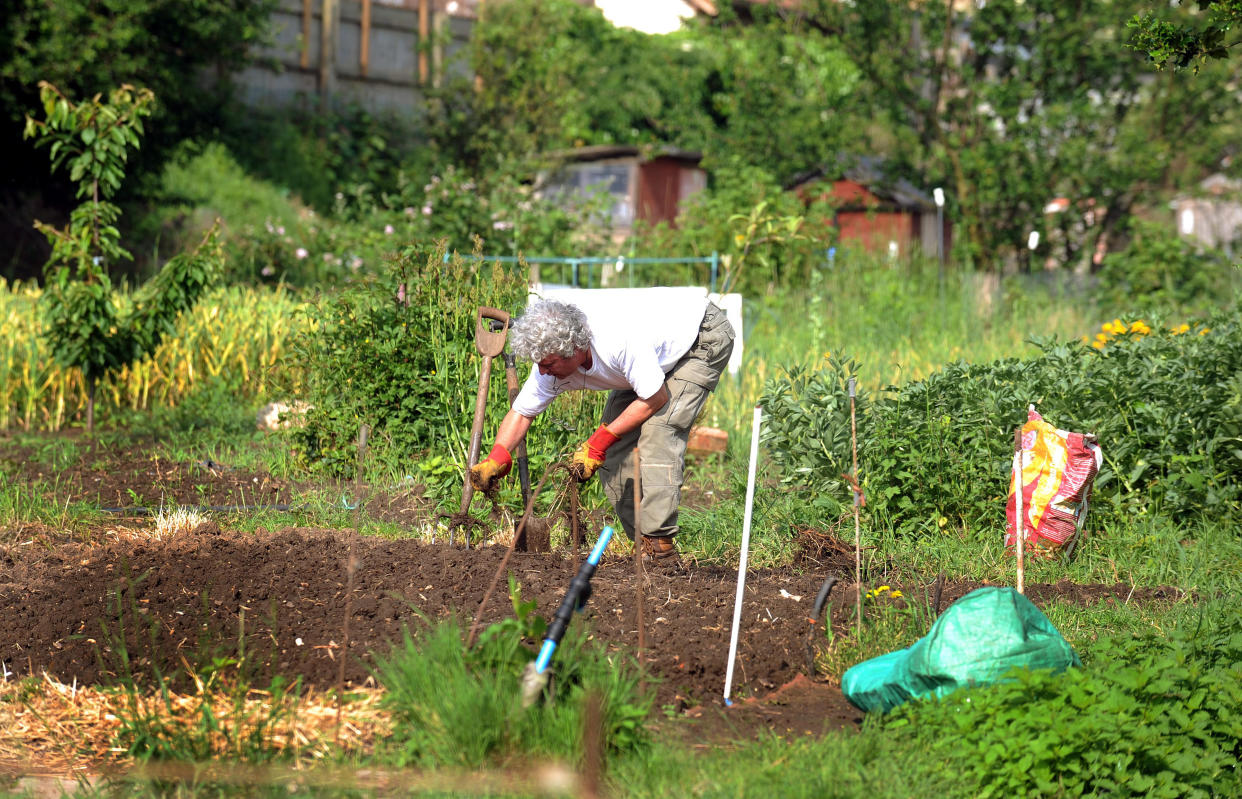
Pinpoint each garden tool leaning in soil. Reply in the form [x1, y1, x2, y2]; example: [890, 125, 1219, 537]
[503, 350, 533, 510]
[521, 525, 616, 708]
[442, 306, 510, 546]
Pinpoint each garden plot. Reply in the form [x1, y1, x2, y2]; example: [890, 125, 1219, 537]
[0, 432, 1187, 762]
[2, 522, 1177, 743]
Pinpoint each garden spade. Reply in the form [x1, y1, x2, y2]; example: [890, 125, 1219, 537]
[451, 306, 510, 543]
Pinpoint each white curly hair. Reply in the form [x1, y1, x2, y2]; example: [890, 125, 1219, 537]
[510, 299, 592, 362]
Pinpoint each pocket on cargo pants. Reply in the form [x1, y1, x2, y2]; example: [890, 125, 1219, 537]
[600, 377, 711, 540]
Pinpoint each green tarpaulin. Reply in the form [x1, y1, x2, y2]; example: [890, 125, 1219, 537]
[841, 586, 1081, 713]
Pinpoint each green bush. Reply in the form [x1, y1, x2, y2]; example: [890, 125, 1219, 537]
[761, 301, 1242, 533]
[1097, 220, 1234, 313]
[884, 605, 1242, 798]
[285, 247, 520, 476]
[218, 104, 420, 214]
[631, 159, 837, 295]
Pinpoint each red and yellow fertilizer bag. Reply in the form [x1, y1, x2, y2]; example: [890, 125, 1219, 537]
[1005, 408, 1103, 553]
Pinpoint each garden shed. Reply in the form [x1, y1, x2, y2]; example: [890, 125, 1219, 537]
[789, 159, 949, 259]
[539, 145, 707, 242]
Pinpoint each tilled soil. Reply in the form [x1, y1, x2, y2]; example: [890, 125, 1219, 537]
[0, 525, 1180, 742]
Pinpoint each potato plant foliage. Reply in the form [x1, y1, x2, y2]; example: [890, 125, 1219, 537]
[761, 302, 1242, 531]
[884, 606, 1242, 797]
[288, 247, 529, 477]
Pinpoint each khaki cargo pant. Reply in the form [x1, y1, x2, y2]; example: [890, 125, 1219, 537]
[598, 303, 735, 541]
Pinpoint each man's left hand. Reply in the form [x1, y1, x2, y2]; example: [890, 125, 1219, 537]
[569, 424, 619, 482]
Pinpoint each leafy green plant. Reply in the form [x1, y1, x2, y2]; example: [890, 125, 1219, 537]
[23, 82, 155, 272]
[286, 244, 527, 477]
[373, 584, 651, 768]
[817, 584, 931, 682]
[762, 300, 1242, 535]
[1096, 219, 1232, 313]
[24, 82, 223, 431]
[884, 605, 1242, 798]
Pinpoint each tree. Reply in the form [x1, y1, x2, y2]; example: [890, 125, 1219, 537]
[0, 0, 274, 279]
[25, 83, 222, 432]
[824, 0, 1241, 271]
[427, 0, 859, 186]
[1129, 0, 1242, 71]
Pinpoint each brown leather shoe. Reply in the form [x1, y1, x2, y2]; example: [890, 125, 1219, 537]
[640, 535, 679, 562]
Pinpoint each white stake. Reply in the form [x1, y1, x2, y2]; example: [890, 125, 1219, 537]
[724, 406, 762, 706]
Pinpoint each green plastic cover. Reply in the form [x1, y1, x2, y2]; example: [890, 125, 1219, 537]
[841, 586, 1081, 713]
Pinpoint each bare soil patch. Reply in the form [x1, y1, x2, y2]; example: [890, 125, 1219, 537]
[0, 525, 1179, 746]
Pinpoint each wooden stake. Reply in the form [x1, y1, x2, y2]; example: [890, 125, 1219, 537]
[359, 0, 371, 77]
[1014, 427, 1025, 595]
[301, 0, 312, 69]
[417, 0, 429, 85]
[319, 0, 338, 103]
[633, 449, 647, 685]
[466, 463, 559, 649]
[336, 423, 368, 743]
[849, 378, 862, 636]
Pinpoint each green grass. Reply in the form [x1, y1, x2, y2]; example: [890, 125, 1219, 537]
[160, 143, 303, 233]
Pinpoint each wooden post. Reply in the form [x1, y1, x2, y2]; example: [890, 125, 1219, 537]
[319, 0, 338, 105]
[360, 0, 371, 77]
[633, 449, 647, 693]
[418, 0, 430, 85]
[1014, 427, 1026, 595]
[301, 0, 312, 69]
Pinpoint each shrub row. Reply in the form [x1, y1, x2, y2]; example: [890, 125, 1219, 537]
[761, 302, 1242, 532]
[885, 605, 1242, 797]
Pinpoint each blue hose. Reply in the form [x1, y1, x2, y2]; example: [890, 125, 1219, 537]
[533, 525, 614, 675]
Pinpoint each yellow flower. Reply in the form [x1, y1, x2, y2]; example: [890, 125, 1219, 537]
[734, 234, 745, 246]
[890, 591, 903, 599]
[1129, 320, 1150, 335]
[1199, 327, 1211, 335]
[1171, 323, 1190, 335]
[1092, 340, 1106, 350]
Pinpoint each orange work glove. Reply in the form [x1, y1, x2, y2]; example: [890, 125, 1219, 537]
[570, 424, 619, 482]
[470, 443, 513, 492]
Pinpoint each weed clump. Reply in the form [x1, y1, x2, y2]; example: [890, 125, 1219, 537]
[373, 588, 650, 769]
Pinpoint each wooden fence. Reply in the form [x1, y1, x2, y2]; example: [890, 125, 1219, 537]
[229, 0, 473, 116]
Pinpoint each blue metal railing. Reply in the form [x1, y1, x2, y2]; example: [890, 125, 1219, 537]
[445, 252, 721, 294]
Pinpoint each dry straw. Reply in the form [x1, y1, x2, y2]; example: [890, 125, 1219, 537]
[0, 671, 389, 772]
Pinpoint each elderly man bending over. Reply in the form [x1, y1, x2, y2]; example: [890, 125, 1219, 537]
[469, 291, 734, 561]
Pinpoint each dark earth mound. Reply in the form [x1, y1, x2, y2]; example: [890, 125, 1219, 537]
[0, 525, 1180, 742]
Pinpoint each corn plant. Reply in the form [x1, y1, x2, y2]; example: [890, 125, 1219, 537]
[1, 282, 306, 431]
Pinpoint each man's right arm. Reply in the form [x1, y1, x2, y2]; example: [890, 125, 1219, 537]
[494, 409, 534, 452]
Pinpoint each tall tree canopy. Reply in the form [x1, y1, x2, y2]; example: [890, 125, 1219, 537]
[0, 0, 274, 276]
[822, 0, 1241, 270]
[429, 0, 859, 185]
[1130, 0, 1242, 71]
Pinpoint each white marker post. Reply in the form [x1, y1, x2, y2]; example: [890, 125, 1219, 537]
[724, 406, 762, 706]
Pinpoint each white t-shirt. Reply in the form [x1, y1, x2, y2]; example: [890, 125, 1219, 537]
[511, 288, 710, 417]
